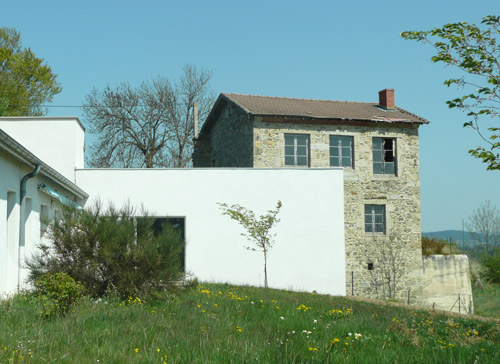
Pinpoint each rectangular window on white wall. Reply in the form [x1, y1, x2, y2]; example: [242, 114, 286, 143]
[54, 209, 62, 222]
[21, 197, 32, 247]
[40, 204, 49, 238]
[7, 191, 16, 249]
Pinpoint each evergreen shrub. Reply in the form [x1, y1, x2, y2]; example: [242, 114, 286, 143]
[29, 203, 184, 298]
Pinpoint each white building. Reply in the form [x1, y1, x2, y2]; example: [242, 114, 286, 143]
[0, 117, 346, 297]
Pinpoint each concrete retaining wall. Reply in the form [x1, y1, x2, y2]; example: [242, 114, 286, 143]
[419, 255, 473, 314]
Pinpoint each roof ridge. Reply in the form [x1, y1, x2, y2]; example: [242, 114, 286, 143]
[222, 92, 376, 104]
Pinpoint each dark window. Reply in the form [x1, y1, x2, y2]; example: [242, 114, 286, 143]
[373, 138, 396, 175]
[285, 134, 310, 167]
[365, 205, 385, 233]
[330, 135, 354, 167]
[137, 217, 185, 271]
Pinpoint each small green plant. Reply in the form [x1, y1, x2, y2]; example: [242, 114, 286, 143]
[219, 200, 282, 288]
[34, 272, 85, 318]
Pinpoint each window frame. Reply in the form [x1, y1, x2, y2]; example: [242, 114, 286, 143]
[284, 133, 310, 167]
[329, 135, 354, 168]
[373, 137, 397, 176]
[364, 204, 386, 234]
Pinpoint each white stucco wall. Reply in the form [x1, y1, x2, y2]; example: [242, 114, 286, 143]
[0, 151, 71, 297]
[0, 117, 85, 182]
[76, 168, 346, 295]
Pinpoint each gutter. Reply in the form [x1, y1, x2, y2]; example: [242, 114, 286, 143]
[18, 164, 41, 291]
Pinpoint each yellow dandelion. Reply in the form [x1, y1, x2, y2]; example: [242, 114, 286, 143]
[135, 348, 139, 353]
[157, 348, 161, 352]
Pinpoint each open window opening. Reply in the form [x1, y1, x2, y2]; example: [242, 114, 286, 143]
[373, 138, 396, 175]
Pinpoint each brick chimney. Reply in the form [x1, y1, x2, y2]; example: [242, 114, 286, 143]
[378, 89, 395, 110]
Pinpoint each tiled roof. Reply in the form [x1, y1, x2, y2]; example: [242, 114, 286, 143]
[221, 93, 428, 124]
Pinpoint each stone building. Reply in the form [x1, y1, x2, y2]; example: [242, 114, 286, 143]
[193, 89, 430, 301]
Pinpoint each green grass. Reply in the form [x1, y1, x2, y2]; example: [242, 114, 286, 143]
[473, 282, 500, 318]
[1, 284, 499, 363]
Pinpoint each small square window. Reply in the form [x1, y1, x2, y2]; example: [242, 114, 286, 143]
[373, 138, 396, 175]
[330, 135, 354, 168]
[284, 134, 310, 167]
[365, 204, 386, 234]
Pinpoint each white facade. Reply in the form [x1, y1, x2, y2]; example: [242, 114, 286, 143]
[0, 117, 347, 297]
[0, 117, 85, 182]
[76, 168, 346, 295]
[0, 135, 86, 296]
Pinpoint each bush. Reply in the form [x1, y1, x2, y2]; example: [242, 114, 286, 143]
[483, 255, 500, 284]
[29, 203, 185, 298]
[34, 273, 85, 318]
[422, 237, 446, 255]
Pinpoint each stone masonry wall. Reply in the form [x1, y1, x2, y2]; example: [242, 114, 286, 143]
[252, 119, 424, 302]
[209, 104, 253, 167]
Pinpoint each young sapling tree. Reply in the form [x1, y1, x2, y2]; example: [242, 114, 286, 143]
[218, 200, 282, 288]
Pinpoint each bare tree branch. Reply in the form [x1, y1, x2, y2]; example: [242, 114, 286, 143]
[83, 65, 215, 168]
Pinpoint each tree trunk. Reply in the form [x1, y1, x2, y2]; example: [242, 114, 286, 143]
[264, 250, 268, 289]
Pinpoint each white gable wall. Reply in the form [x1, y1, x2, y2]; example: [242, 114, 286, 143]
[76, 168, 346, 295]
[0, 117, 85, 182]
[0, 152, 70, 296]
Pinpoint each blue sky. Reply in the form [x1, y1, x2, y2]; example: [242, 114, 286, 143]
[2, 0, 499, 232]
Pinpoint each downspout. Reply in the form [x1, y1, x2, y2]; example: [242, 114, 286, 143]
[18, 164, 41, 291]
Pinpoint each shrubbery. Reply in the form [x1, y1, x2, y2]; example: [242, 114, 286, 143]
[29, 203, 185, 298]
[482, 255, 500, 284]
[34, 272, 85, 318]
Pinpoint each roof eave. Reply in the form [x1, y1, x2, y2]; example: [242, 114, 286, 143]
[257, 114, 429, 125]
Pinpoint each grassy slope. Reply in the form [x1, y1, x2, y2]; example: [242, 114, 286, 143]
[473, 283, 500, 318]
[1, 284, 499, 364]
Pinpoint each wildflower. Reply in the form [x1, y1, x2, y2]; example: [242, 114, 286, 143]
[481, 348, 485, 352]
[313, 319, 317, 324]
[157, 348, 161, 352]
[135, 348, 139, 353]
[308, 347, 318, 351]
[448, 344, 454, 348]
[236, 326, 242, 332]
[280, 316, 285, 320]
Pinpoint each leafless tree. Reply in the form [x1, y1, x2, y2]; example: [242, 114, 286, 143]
[364, 235, 406, 300]
[83, 64, 214, 168]
[467, 201, 500, 258]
